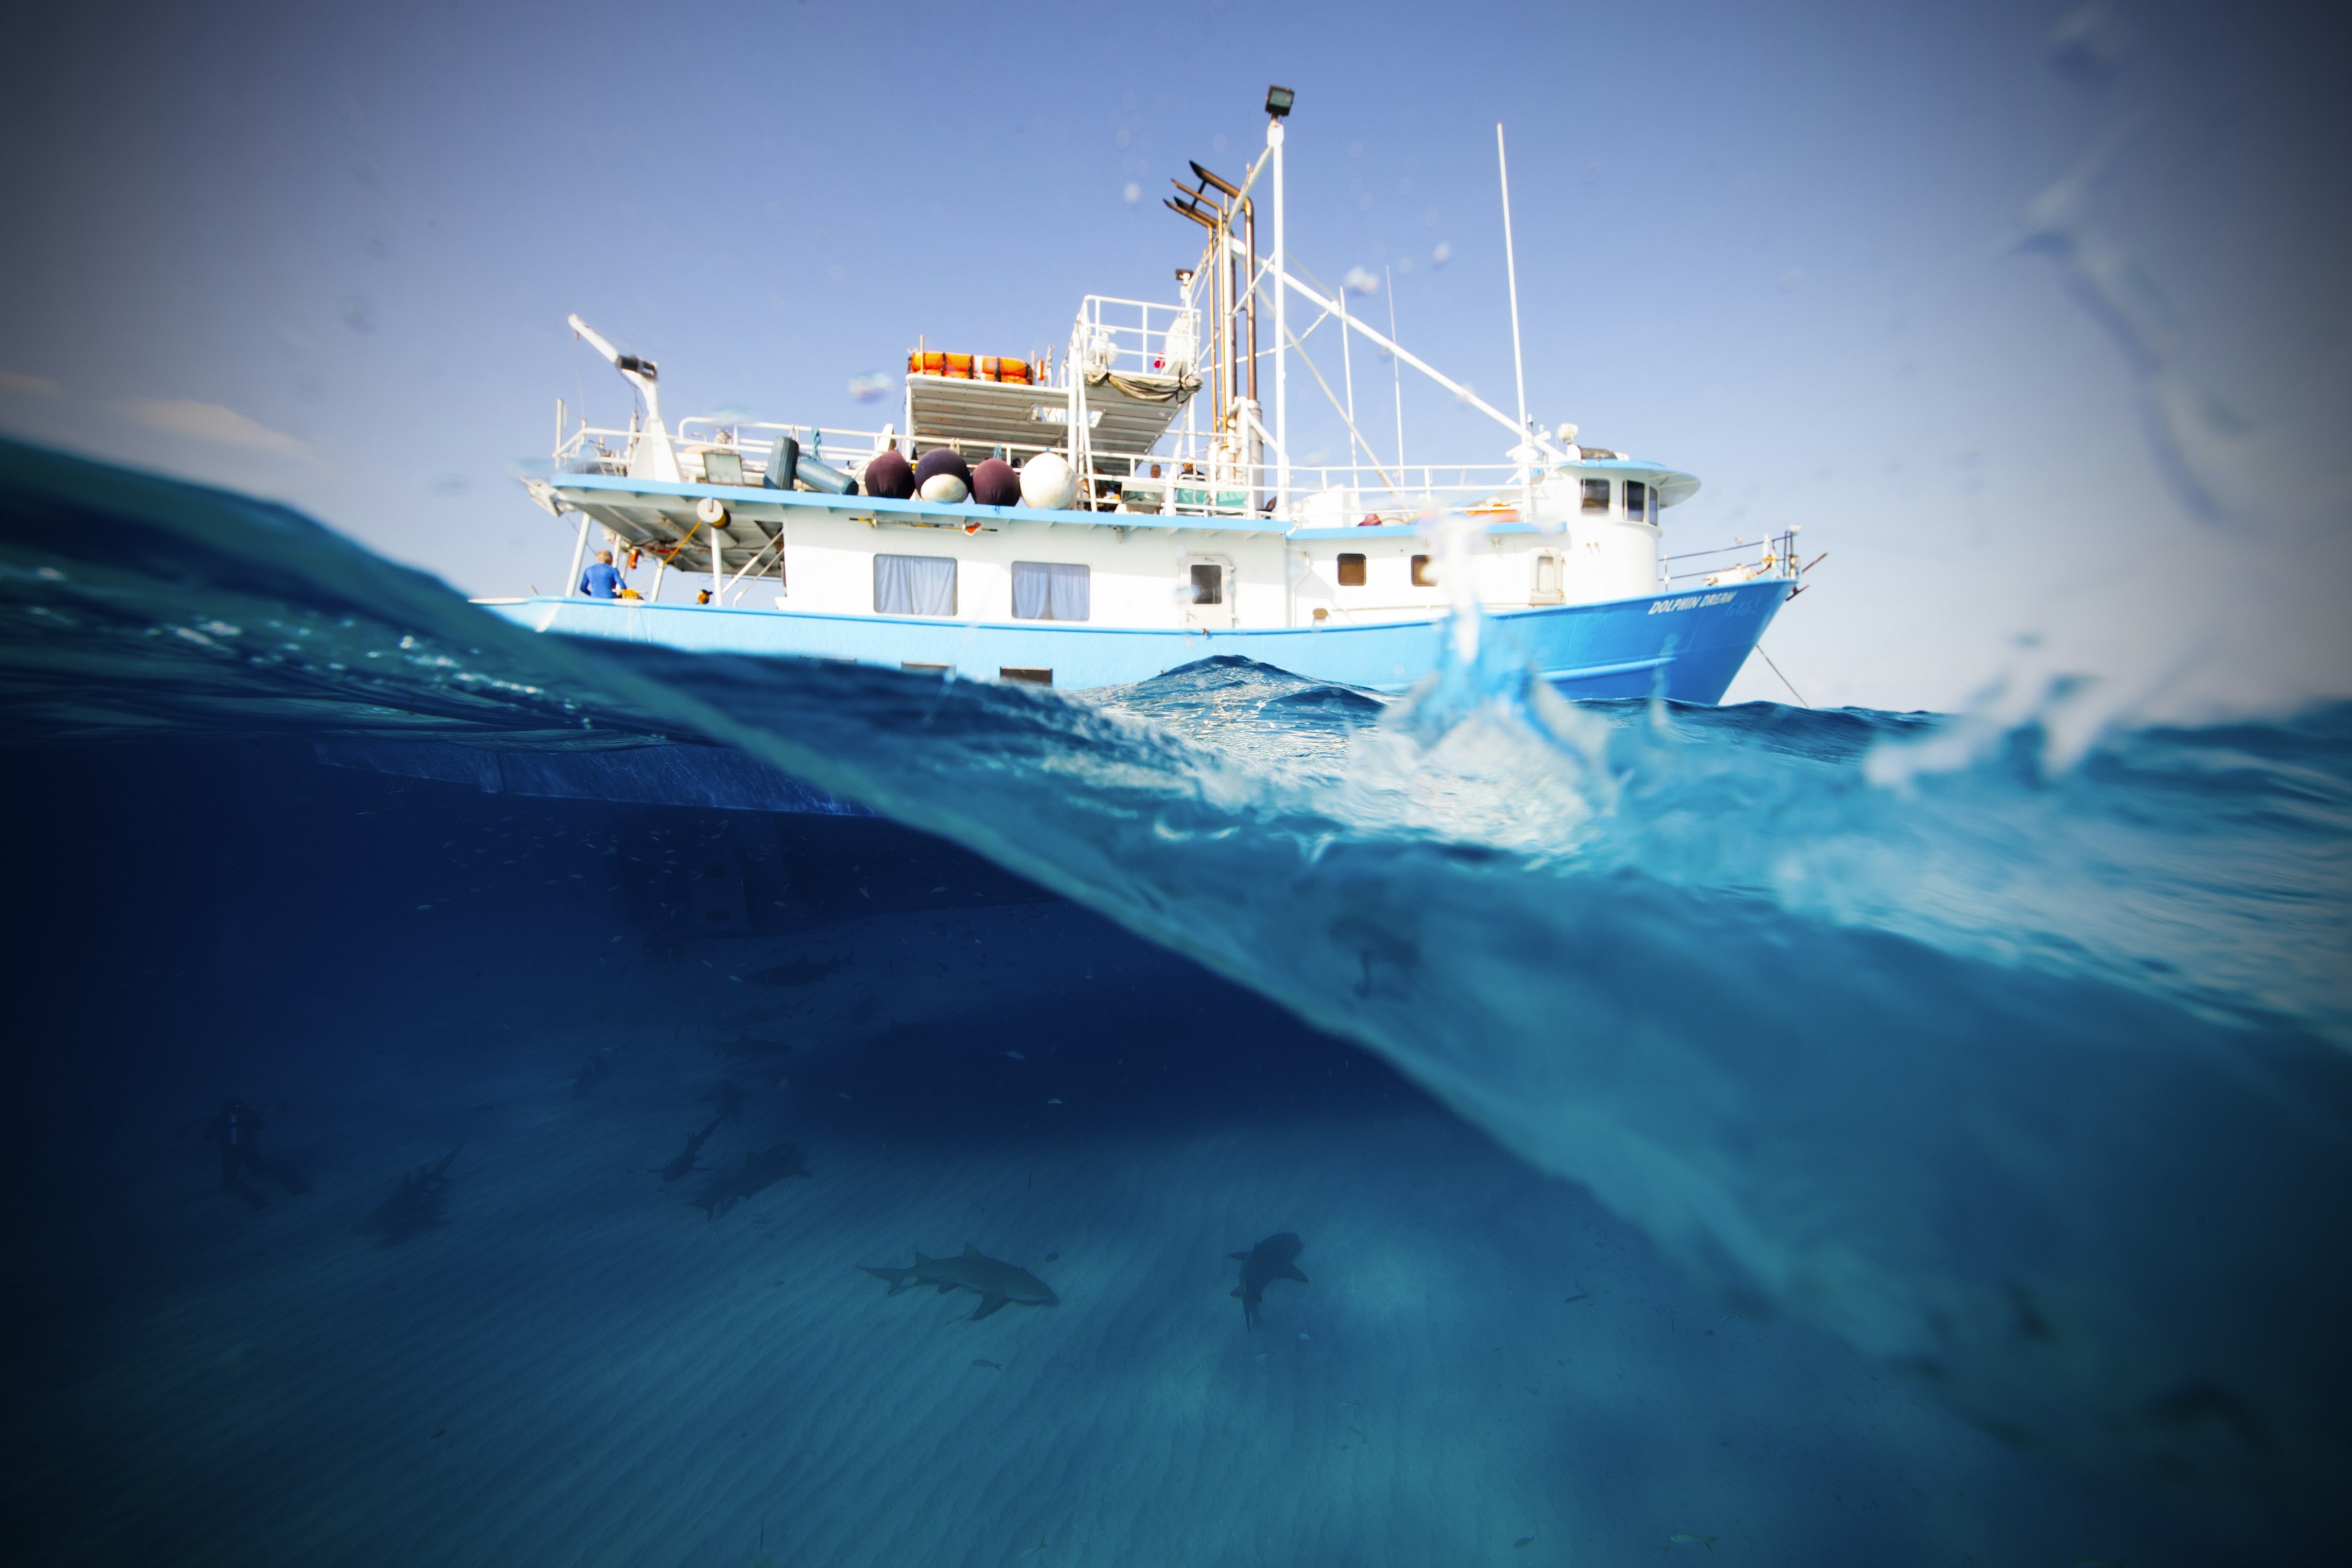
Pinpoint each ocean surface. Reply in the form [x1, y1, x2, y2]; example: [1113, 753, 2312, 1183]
[1, 437, 2346, 1565]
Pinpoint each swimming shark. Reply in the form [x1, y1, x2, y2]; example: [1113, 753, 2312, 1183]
[1229, 1233, 1308, 1327]
[651, 1117, 723, 1181]
[860, 1244, 1060, 1321]
[693, 1143, 809, 1220]
[356, 1144, 462, 1246]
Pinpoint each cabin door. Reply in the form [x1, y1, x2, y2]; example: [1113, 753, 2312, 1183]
[1183, 555, 1235, 630]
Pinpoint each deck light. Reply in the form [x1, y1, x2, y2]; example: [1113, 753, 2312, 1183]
[1265, 85, 1295, 119]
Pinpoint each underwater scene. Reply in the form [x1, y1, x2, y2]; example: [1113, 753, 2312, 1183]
[2, 438, 2347, 1566]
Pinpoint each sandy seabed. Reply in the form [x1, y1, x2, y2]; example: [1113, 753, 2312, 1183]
[4, 902, 2198, 1566]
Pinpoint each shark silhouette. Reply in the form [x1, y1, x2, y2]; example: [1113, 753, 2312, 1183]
[693, 1144, 809, 1220]
[860, 1245, 1059, 1321]
[651, 1117, 723, 1181]
[1229, 1233, 1308, 1327]
[356, 1145, 462, 1246]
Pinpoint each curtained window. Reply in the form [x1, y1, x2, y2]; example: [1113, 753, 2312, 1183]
[1011, 561, 1091, 622]
[873, 554, 958, 616]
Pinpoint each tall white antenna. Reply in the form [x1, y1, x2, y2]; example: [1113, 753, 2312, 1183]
[1496, 124, 1531, 488]
[1339, 281, 1360, 473]
[1385, 264, 1406, 482]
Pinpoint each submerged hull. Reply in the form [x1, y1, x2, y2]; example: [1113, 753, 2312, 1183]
[482, 577, 1792, 703]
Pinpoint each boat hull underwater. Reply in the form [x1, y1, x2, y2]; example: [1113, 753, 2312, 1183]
[485, 575, 1791, 701]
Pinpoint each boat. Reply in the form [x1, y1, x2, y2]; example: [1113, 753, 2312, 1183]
[484, 90, 1804, 702]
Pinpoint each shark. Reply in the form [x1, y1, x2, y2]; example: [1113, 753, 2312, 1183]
[651, 1117, 723, 1181]
[694, 1144, 809, 1220]
[356, 1144, 462, 1246]
[860, 1244, 1059, 1321]
[1229, 1233, 1308, 1327]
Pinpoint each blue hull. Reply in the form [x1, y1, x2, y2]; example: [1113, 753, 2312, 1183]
[483, 578, 1792, 702]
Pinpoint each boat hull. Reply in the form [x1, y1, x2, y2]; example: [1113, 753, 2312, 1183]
[481, 578, 1792, 703]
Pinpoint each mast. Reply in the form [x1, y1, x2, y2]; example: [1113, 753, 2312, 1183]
[1269, 91, 1290, 517]
[1387, 264, 1406, 483]
[1496, 124, 1532, 508]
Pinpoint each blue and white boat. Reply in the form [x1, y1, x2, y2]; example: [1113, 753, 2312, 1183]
[489, 92, 1804, 701]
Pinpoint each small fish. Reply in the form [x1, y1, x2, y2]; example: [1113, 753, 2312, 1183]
[1046, 1098, 1063, 1106]
[1513, 1537, 1535, 1549]
[1005, 1050, 1025, 1060]
[973, 1359, 1003, 1371]
[1668, 1534, 1717, 1553]
[1563, 1293, 1591, 1305]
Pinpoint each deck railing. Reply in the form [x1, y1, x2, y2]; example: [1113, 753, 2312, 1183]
[1070, 295, 1202, 381]
[548, 413, 1800, 590]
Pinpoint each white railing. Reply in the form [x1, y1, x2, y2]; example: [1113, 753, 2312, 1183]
[549, 412, 1800, 587]
[1662, 530, 1803, 588]
[1069, 295, 1202, 382]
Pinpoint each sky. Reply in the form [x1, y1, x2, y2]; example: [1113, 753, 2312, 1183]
[1, 0, 2344, 715]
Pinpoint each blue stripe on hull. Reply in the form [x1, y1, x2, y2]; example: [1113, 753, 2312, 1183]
[483, 579, 1792, 704]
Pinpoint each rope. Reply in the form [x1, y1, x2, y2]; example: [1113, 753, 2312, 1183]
[1757, 642, 1809, 708]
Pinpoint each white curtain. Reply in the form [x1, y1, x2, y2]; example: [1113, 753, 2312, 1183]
[1011, 561, 1090, 622]
[873, 554, 957, 617]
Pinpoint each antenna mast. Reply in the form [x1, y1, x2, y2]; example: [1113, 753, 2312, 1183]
[1496, 124, 1531, 500]
[1386, 264, 1406, 484]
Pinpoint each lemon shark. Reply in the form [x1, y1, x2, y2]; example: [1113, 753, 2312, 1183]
[859, 1245, 1059, 1320]
[1229, 1233, 1308, 1327]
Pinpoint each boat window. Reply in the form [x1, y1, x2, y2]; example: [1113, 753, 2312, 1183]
[1581, 478, 1610, 513]
[1411, 554, 1434, 587]
[1011, 561, 1091, 622]
[999, 668, 1052, 686]
[1189, 563, 1224, 605]
[1626, 480, 1649, 521]
[1336, 552, 1367, 587]
[873, 553, 958, 617]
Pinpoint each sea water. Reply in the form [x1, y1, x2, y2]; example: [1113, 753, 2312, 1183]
[1, 439, 2345, 1564]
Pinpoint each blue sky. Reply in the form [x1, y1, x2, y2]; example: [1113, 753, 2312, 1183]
[2, 0, 2343, 714]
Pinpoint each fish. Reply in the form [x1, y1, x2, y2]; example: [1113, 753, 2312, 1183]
[571, 1053, 612, 1097]
[355, 1144, 462, 1246]
[1513, 1537, 1535, 1548]
[1228, 1233, 1309, 1328]
[693, 1144, 810, 1220]
[859, 1243, 1059, 1321]
[650, 1117, 723, 1181]
[1668, 1534, 1717, 1553]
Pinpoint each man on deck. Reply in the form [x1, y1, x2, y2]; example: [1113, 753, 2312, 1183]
[579, 549, 625, 598]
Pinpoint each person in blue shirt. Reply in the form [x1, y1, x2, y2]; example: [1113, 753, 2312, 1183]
[579, 549, 625, 598]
